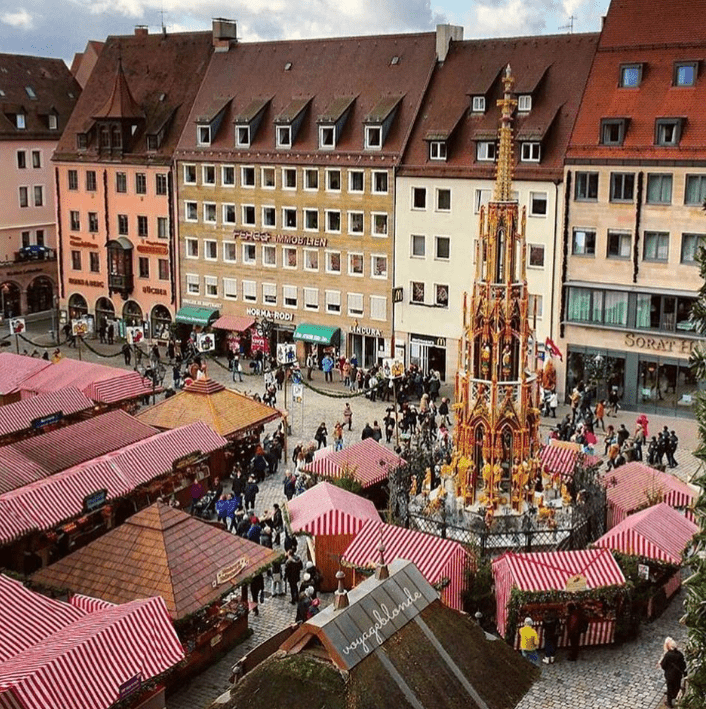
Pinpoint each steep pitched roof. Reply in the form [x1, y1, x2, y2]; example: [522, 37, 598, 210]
[92, 59, 143, 120]
[399, 32, 599, 181]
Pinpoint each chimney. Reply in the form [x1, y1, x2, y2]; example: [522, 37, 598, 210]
[212, 18, 237, 52]
[134, 25, 148, 36]
[333, 569, 349, 611]
[436, 24, 463, 63]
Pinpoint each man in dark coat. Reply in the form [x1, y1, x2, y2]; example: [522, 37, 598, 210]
[244, 476, 259, 510]
[660, 637, 687, 707]
[566, 603, 588, 661]
[249, 572, 265, 616]
[284, 550, 303, 604]
[284, 473, 296, 501]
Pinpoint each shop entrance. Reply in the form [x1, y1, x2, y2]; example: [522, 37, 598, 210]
[409, 334, 447, 380]
[348, 334, 384, 368]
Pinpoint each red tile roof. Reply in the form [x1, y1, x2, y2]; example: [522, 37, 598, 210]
[175, 32, 437, 165]
[399, 33, 599, 180]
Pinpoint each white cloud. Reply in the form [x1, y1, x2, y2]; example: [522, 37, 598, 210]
[1, 9, 33, 29]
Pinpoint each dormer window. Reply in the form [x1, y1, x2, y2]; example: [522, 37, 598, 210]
[363, 96, 401, 152]
[146, 135, 158, 151]
[518, 95, 532, 112]
[197, 124, 211, 146]
[365, 125, 382, 150]
[619, 63, 642, 88]
[235, 125, 250, 148]
[48, 114, 58, 130]
[600, 118, 628, 146]
[76, 133, 87, 150]
[16, 113, 25, 130]
[521, 142, 541, 162]
[674, 62, 697, 87]
[472, 96, 486, 113]
[277, 125, 292, 148]
[655, 118, 683, 146]
[25, 86, 36, 99]
[476, 141, 496, 162]
[429, 141, 447, 161]
[319, 125, 335, 149]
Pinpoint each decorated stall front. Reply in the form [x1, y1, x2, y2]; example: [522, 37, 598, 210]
[342, 520, 473, 611]
[287, 481, 380, 592]
[492, 548, 627, 648]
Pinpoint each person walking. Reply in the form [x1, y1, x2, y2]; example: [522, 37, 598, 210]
[314, 422, 328, 449]
[122, 342, 132, 366]
[333, 422, 344, 451]
[244, 476, 259, 511]
[284, 471, 296, 501]
[107, 322, 115, 345]
[322, 353, 334, 383]
[667, 430, 679, 468]
[566, 603, 588, 661]
[519, 617, 540, 666]
[284, 549, 303, 605]
[306, 351, 316, 380]
[232, 354, 243, 382]
[542, 611, 560, 664]
[343, 402, 353, 431]
[660, 637, 687, 708]
[98, 320, 107, 344]
[595, 399, 606, 431]
[249, 572, 265, 616]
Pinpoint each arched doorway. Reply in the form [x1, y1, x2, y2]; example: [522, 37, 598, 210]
[26, 276, 54, 314]
[95, 296, 115, 328]
[151, 304, 172, 341]
[122, 300, 143, 327]
[68, 293, 88, 320]
[0, 282, 21, 318]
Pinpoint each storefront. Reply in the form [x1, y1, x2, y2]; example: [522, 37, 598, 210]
[292, 323, 342, 363]
[212, 315, 256, 356]
[347, 324, 386, 368]
[409, 332, 448, 380]
[246, 307, 295, 355]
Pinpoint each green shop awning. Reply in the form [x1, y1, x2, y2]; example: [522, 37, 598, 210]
[175, 306, 219, 327]
[293, 323, 341, 346]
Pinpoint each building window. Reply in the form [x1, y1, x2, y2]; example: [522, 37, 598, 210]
[85, 170, 96, 191]
[348, 211, 364, 235]
[619, 63, 642, 87]
[220, 165, 235, 187]
[475, 189, 492, 213]
[138, 257, 149, 278]
[349, 170, 364, 192]
[528, 294, 543, 318]
[304, 249, 318, 271]
[261, 167, 275, 188]
[33, 186, 43, 206]
[204, 276, 217, 298]
[157, 217, 168, 238]
[304, 287, 319, 310]
[412, 187, 426, 209]
[76, 134, 87, 150]
[372, 213, 388, 236]
[21, 231, 30, 247]
[636, 293, 696, 332]
[435, 236, 450, 260]
[347, 292, 364, 316]
[243, 243, 256, 264]
[471, 95, 485, 112]
[283, 168, 297, 189]
[348, 253, 364, 276]
[370, 295, 387, 321]
[19, 186, 28, 208]
[241, 166, 255, 187]
[607, 231, 632, 259]
[202, 165, 216, 186]
[184, 201, 198, 222]
[674, 62, 697, 86]
[117, 214, 128, 235]
[655, 119, 682, 146]
[319, 125, 335, 149]
[31, 150, 41, 168]
[88, 212, 99, 233]
[158, 259, 169, 280]
[70, 210, 80, 231]
[685, 175, 706, 205]
[283, 247, 297, 269]
[572, 228, 596, 256]
[197, 125, 211, 146]
[304, 169, 319, 190]
[518, 94, 532, 112]
[326, 251, 341, 273]
[567, 287, 603, 324]
[71, 250, 81, 270]
[520, 142, 541, 162]
[156, 173, 168, 195]
[90, 252, 100, 273]
[304, 209, 319, 231]
[36, 229, 44, 246]
[235, 125, 250, 148]
[529, 192, 547, 216]
[223, 204, 236, 225]
[223, 277, 237, 300]
[326, 210, 341, 233]
[204, 239, 217, 261]
[436, 188, 451, 212]
[186, 274, 199, 295]
[283, 208, 297, 229]
[263, 206, 276, 227]
[276, 125, 292, 148]
[326, 169, 341, 192]
[365, 125, 382, 150]
[283, 285, 297, 308]
[16, 113, 25, 129]
[135, 215, 147, 237]
[371, 254, 388, 278]
[372, 171, 388, 194]
[435, 284, 449, 308]
[610, 172, 635, 202]
[203, 203, 217, 224]
[185, 238, 198, 258]
[68, 170, 78, 190]
[135, 173, 146, 194]
[183, 164, 196, 185]
[262, 283, 277, 305]
[16, 150, 26, 169]
[681, 233, 706, 264]
[242, 205, 255, 226]
[646, 174, 673, 204]
[476, 141, 496, 161]
[223, 242, 237, 262]
[116, 172, 127, 193]
[429, 141, 447, 160]
[48, 114, 58, 130]
[242, 280, 257, 302]
[529, 244, 545, 268]
[411, 234, 425, 257]
[411, 281, 425, 304]
[575, 172, 598, 201]
[325, 290, 341, 313]
[601, 119, 627, 145]
[643, 231, 669, 261]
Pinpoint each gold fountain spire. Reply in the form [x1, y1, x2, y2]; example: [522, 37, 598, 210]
[493, 64, 517, 202]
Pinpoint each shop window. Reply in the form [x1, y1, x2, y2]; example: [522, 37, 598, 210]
[646, 174, 672, 204]
[572, 228, 596, 256]
[575, 172, 598, 201]
[643, 231, 669, 261]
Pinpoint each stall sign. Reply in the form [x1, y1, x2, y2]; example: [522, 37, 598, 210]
[637, 563, 650, 581]
[172, 450, 203, 471]
[119, 674, 142, 699]
[198, 333, 215, 352]
[31, 410, 63, 429]
[564, 573, 588, 592]
[277, 343, 297, 365]
[215, 556, 249, 586]
[382, 358, 405, 379]
[126, 326, 144, 345]
[250, 332, 270, 355]
[83, 488, 108, 514]
[72, 319, 89, 337]
[292, 383, 303, 403]
[9, 317, 25, 335]
[210, 633, 223, 647]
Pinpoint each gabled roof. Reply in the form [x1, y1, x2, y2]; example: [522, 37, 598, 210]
[31, 502, 280, 619]
[196, 95, 232, 123]
[176, 32, 437, 164]
[318, 96, 356, 124]
[0, 353, 51, 396]
[92, 59, 143, 120]
[364, 95, 402, 123]
[399, 32, 599, 180]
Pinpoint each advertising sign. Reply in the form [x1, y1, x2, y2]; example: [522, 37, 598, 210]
[126, 326, 144, 345]
[72, 319, 89, 337]
[382, 357, 405, 379]
[198, 333, 215, 352]
[9, 317, 25, 335]
[292, 383, 303, 403]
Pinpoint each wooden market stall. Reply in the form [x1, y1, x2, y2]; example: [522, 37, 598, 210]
[287, 481, 380, 592]
[540, 441, 600, 480]
[31, 502, 280, 681]
[492, 548, 627, 648]
[0, 573, 184, 709]
[0, 353, 51, 405]
[342, 519, 474, 611]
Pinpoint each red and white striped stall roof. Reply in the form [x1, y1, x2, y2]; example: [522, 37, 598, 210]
[0, 422, 227, 545]
[287, 481, 380, 536]
[84, 371, 159, 404]
[540, 442, 600, 480]
[302, 438, 405, 488]
[594, 502, 698, 565]
[0, 354, 50, 396]
[0, 387, 93, 438]
[212, 315, 255, 332]
[0, 576, 184, 709]
[70, 594, 117, 614]
[603, 462, 697, 527]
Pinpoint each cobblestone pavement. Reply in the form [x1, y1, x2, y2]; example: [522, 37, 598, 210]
[16, 320, 698, 709]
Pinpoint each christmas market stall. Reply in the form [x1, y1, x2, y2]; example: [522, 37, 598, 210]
[0, 421, 228, 573]
[211, 314, 255, 356]
[286, 481, 380, 592]
[492, 548, 627, 648]
[341, 519, 473, 611]
[540, 441, 600, 482]
[603, 461, 697, 528]
[0, 353, 50, 405]
[0, 573, 184, 709]
[31, 502, 280, 681]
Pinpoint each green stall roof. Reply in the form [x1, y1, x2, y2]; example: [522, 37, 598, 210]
[175, 306, 219, 327]
[293, 323, 341, 346]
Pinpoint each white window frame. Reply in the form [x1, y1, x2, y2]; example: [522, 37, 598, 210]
[518, 95, 532, 112]
[185, 238, 199, 259]
[304, 168, 319, 191]
[262, 282, 277, 305]
[282, 207, 297, 230]
[202, 164, 216, 186]
[411, 281, 425, 304]
[276, 124, 292, 148]
[319, 125, 335, 149]
[240, 166, 255, 188]
[235, 125, 250, 148]
[223, 277, 238, 300]
[348, 211, 364, 235]
[223, 242, 237, 263]
[347, 292, 364, 316]
[325, 289, 341, 314]
[326, 168, 342, 192]
[283, 284, 298, 309]
[184, 201, 198, 222]
[529, 294, 543, 319]
[262, 206, 276, 228]
[412, 187, 427, 210]
[261, 166, 275, 189]
[435, 236, 450, 261]
[242, 280, 257, 302]
[197, 124, 211, 146]
[303, 249, 319, 272]
[304, 208, 319, 232]
[528, 244, 545, 269]
[434, 283, 449, 308]
[48, 114, 58, 130]
[203, 202, 217, 224]
[348, 252, 364, 277]
[521, 142, 541, 162]
[372, 170, 388, 194]
[477, 141, 496, 162]
[365, 125, 382, 150]
[16, 113, 25, 129]
[262, 244, 277, 268]
[436, 188, 451, 212]
[371, 254, 388, 279]
[429, 141, 447, 161]
[472, 96, 486, 113]
[475, 188, 492, 213]
[186, 273, 199, 295]
[242, 243, 257, 264]
[204, 275, 218, 298]
[348, 170, 364, 193]
[529, 191, 548, 217]
[325, 250, 341, 274]
[283, 246, 297, 270]
[241, 204, 256, 226]
[222, 203, 236, 225]
[372, 212, 388, 237]
[203, 239, 218, 261]
[325, 210, 341, 234]
[282, 167, 297, 190]
[221, 165, 235, 186]
[304, 287, 319, 310]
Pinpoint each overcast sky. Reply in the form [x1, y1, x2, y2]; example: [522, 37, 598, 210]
[0, 0, 609, 64]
